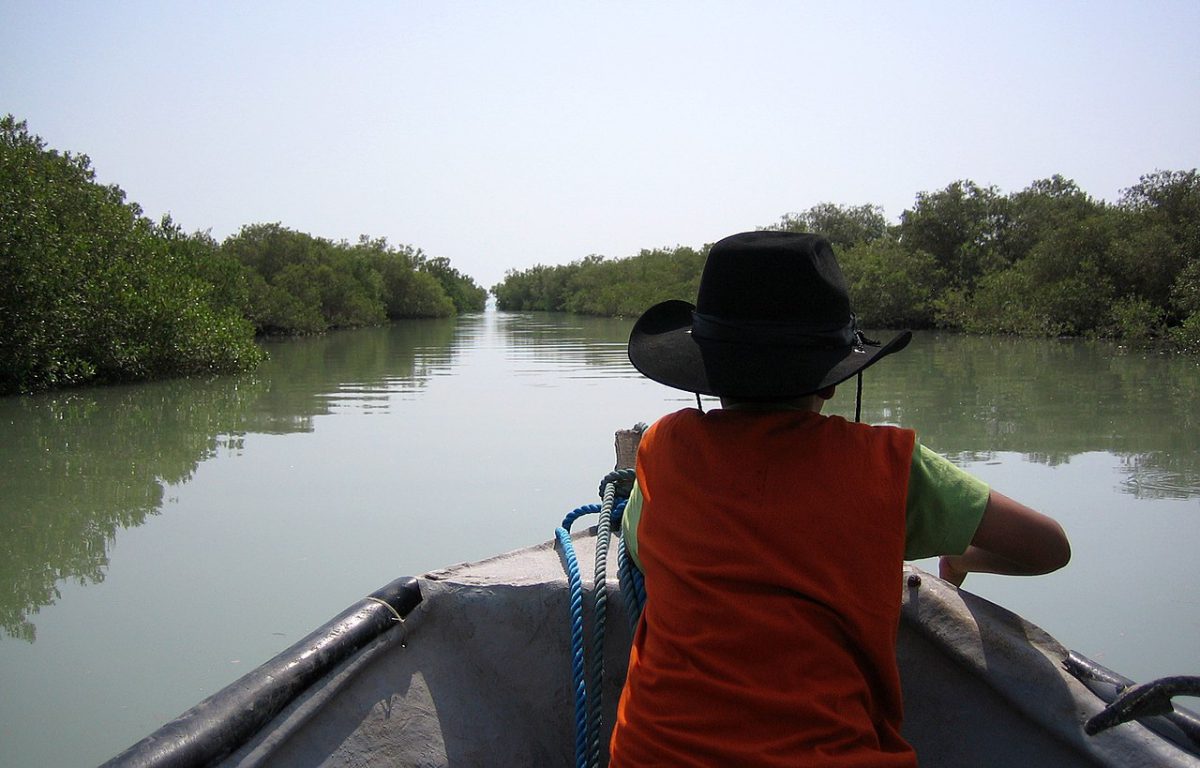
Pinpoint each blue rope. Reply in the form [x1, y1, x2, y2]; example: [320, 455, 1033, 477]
[556, 502, 600, 767]
[556, 469, 636, 768]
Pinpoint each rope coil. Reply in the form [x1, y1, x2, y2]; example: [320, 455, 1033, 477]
[555, 468, 637, 768]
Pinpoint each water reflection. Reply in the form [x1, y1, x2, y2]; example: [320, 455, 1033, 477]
[0, 317, 462, 641]
[1, 315, 1197, 643]
[496, 315, 1200, 500]
[258, 317, 464, 416]
[496, 311, 639, 379]
[2, 389, 171, 642]
[866, 333, 1200, 499]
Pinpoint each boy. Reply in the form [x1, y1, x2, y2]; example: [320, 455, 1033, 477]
[609, 231, 1070, 767]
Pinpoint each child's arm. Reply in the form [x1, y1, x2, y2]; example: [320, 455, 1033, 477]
[938, 490, 1071, 587]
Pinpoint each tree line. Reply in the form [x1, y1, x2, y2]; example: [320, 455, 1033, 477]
[1, 116, 487, 395]
[7, 110, 1197, 394]
[495, 173, 1200, 350]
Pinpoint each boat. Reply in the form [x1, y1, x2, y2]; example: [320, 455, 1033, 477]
[101, 431, 1200, 768]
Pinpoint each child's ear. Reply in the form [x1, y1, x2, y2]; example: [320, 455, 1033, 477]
[817, 385, 836, 401]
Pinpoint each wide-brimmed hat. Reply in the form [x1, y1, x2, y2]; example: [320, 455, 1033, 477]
[627, 231, 911, 399]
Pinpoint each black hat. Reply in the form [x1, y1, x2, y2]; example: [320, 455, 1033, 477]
[627, 231, 911, 398]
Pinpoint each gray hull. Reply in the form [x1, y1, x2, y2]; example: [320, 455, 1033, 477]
[106, 532, 1199, 767]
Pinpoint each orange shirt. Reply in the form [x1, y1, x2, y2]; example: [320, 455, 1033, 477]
[609, 408, 917, 767]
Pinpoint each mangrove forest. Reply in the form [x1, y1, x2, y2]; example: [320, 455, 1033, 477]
[1, 116, 487, 395]
[4, 112, 1198, 396]
[494, 174, 1200, 351]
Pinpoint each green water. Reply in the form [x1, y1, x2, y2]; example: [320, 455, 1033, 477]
[1, 310, 1197, 767]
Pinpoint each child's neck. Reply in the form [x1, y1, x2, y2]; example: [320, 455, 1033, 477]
[720, 396, 826, 414]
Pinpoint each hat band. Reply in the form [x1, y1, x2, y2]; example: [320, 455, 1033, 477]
[691, 311, 860, 349]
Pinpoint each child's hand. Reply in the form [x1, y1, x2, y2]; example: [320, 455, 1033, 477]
[938, 555, 968, 587]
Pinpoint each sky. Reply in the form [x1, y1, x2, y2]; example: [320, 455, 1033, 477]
[3, 1, 1198, 289]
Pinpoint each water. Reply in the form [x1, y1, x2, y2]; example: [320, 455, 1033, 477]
[0, 311, 1197, 767]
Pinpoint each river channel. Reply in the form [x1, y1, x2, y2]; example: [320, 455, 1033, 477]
[1, 309, 1198, 766]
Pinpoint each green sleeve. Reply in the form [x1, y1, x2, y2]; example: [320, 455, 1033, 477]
[904, 442, 990, 560]
[622, 481, 643, 571]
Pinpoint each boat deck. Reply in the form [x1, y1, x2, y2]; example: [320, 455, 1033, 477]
[202, 531, 1199, 766]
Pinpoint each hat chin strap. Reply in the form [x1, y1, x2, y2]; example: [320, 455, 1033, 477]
[855, 372, 864, 423]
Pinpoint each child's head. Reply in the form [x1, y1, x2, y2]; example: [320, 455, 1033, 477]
[627, 231, 910, 402]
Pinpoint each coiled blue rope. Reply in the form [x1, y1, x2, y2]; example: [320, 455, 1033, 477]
[555, 468, 636, 768]
[555, 502, 599, 767]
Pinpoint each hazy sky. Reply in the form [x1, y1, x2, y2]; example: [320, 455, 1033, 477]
[4, 1, 1198, 288]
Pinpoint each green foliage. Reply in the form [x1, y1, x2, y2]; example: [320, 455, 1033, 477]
[838, 237, 940, 328]
[165, 224, 256, 317]
[566, 247, 706, 316]
[350, 236, 455, 319]
[221, 224, 380, 333]
[767, 203, 889, 250]
[219, 226, 466, 333]
[1168, 311, 1200, 352]
[8, 109, 1198, 385]
[494, 262, 580, 312]
[1, 117, 489, 393]
[384, 268, 455, 318]
[0, 116, 263, 394]
[1119, 170, 1200, 317]
[966, 213, 1116, 336]
[1097, 297, 1167, 343]
[493, 246, 706, 316]
[898, 180, 1008, 291]
[494, 261, 576, 312]
[490, 170, 1199, 352]
[1171, 258, 1200, 317]
[890, 173, 1198, 347]
[421, 256, 488, 313]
